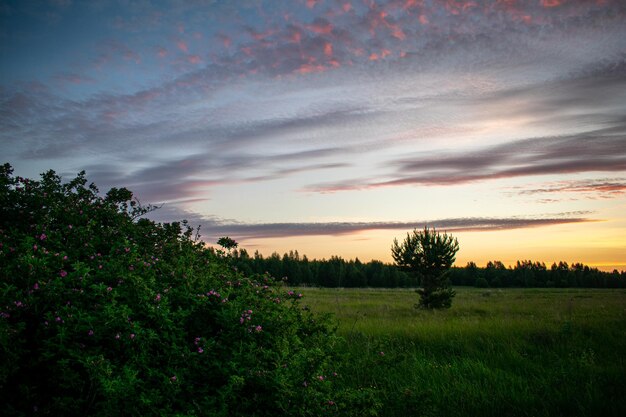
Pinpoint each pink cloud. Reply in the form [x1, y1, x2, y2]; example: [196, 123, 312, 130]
[403, 0, 422, 9]
[304, 19, 333, 35]
[296, 63, 327, 74]
[541, 0, 564, 7]
[157, 47, 168, 58]
[177, 40, 188, 53]
[286, 26, 303, 43]
[187, 55, 201, 64]
[123, 50, 141, 64]
[248, 28, 275, 41]
[324, 42, 333, 57]
[218, 34, 232, 48]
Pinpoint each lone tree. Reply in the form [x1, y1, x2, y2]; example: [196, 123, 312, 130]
[392, 227, 459, 309]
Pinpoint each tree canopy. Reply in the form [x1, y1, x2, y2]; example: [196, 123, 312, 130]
[392, 227, 459, 309]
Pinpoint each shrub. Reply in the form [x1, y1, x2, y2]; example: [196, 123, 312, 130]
[0, 164, 377, 416]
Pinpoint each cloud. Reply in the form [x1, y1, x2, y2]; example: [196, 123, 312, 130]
[2, 0, 626, 218]
[306, 127, 626, 192]
[516, 178, 626, 199]
[176, 40, 188, 53]
[54, 73, 95, 85]
[186, 215, 597, 241]
[74, 146, 351, 206]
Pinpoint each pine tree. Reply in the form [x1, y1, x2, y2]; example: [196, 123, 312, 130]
[391, 227, 459, 309]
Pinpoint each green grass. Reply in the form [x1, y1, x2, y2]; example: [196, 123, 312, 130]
[298, 287, 626, 417]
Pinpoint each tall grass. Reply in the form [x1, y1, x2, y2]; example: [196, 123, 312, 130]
[299, 288, 626, 416]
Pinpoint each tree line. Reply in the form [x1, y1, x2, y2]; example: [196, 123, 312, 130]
[226, 249, 626, 289]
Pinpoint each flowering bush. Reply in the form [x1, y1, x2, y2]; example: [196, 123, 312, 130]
[0, 164, 378, 416]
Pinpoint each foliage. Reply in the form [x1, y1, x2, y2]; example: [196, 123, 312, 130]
[216, 236, 238, 252]
[447, 260, 625, 288]
[228, 250, 415, 288]
[225, 250, 625, 289]
[0, 163, 378, 417]
[391, 227, 459, 309]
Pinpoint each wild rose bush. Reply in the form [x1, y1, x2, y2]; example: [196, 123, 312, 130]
[0, 164, 379, 416]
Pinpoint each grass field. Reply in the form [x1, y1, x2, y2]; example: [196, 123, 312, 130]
[298, 287, 626, 417]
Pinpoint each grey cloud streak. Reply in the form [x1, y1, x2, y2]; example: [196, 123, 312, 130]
[306, 123, 626, 192]
[516, 178, 626, 198]
[192, 215, 596, 241]
[80, 149, 351, 204]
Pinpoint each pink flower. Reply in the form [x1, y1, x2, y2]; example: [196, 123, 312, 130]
[33, 244, 38, 251]
[197, 347, 204, 353]
[170, 376, 177, 382]
[255, 325, 262, 333]
[107, 287, 112, 292]
[59, 270, 67, 278]
[39, 233, 46, 241]
[155, 294, 161, 302]
[130, 333, 135, 339]
[379, 351, 385, 356]
[115, 333, 120, 339]
[88, 330, 94, 336]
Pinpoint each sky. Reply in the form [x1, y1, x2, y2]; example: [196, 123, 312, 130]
[1, 0, 625, 271]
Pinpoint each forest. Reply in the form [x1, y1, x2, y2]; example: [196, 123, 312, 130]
[227, 249, 626, 289]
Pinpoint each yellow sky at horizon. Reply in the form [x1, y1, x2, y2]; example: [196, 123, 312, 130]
[228, 220, 626, 273]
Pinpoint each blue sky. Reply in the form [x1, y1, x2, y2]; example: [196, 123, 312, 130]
[2, 0, 626, 269]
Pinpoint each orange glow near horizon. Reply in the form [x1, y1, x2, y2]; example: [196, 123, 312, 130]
[225, 224, 626, 273]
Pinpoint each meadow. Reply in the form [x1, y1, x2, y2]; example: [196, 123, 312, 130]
[298, 287, 626, 417]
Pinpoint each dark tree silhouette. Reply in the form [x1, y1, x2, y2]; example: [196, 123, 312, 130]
[217, 236, 238, 253]
[392, 227, 459, 309]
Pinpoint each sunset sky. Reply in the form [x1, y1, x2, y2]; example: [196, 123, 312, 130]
[1, 0, 625, 270]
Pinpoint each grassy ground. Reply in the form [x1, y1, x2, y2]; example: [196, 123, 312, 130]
[297, 287, 626, 417]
